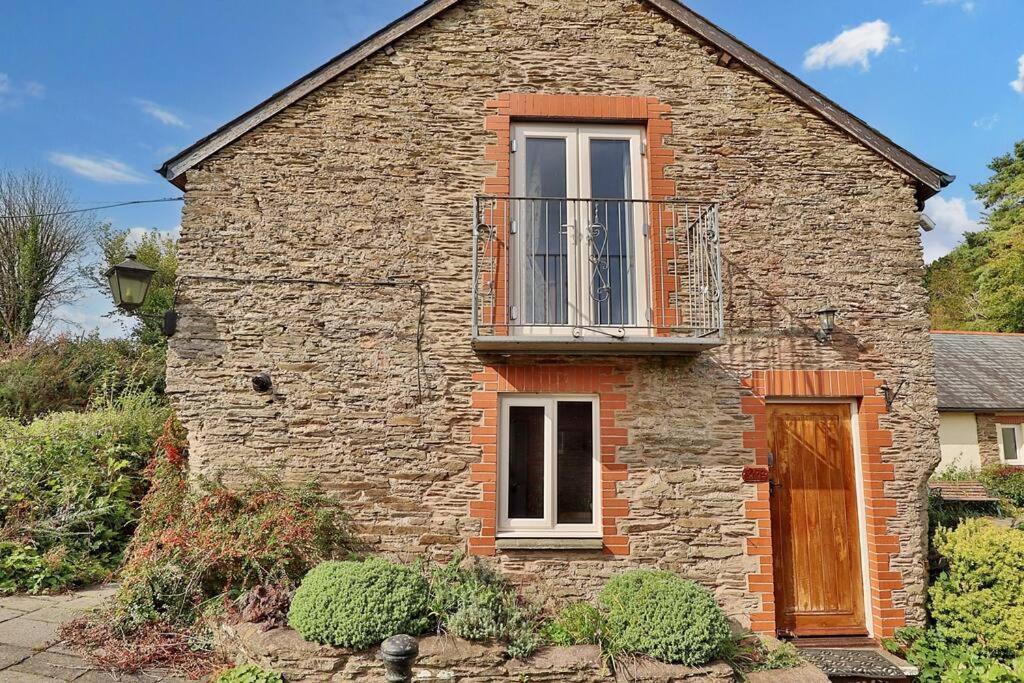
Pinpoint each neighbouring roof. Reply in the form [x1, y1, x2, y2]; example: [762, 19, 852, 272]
[158, 0, 954, 198]
[932, 332, 1024, 412]
[928, 480, 999, 503]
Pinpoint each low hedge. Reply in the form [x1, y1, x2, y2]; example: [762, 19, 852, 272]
[930, 519, 1024, 659]
[288, 558, 430, 649]
[599, 569, 731, 666]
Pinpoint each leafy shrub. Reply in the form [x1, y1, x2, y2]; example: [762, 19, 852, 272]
[215, 664, 283, 683]
[599, 570, 730, 666]
[930, 519, 1024, 659]
[718, 633, 802, 673]
[543, 602, 605, 647]
[113, 444, 353, 629]
[980, 466, 1024, 508]
[0, 391, 167, 594]
[288, 558, 429, 649]
[426, 553, 543, 659]
[59, 427, 352, 678]
[0, 336, 165, 422]
[885, 627, 1024, 683]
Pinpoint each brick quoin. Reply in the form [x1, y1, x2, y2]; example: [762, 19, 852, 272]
[480, 93, 679, 334]
[468, 365, 632, 557]
[739, 369, 905, 640]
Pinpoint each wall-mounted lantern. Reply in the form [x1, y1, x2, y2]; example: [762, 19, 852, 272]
[104, 254, 177, 336]
[105, 254, 155, 312]
[814, 306, 838, 344]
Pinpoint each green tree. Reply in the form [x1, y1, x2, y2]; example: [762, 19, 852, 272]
[88, 225, 177, 347]
[926, 141, 1024, 331]
[0, 171, 96, 345]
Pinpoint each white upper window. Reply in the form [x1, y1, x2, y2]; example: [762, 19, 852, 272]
[498, 395, 601, 537]
[997, 423, 1024, 465]
[510, 123, 649, 334]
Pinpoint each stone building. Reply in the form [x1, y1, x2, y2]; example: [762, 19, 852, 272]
[933, 331, 1024, 472]
[159, 0, 952, 642]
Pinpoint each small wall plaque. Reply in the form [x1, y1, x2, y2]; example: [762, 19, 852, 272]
[742, 466, 770, 484]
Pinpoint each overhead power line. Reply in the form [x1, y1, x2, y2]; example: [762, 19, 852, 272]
[0, 196, 184, 220]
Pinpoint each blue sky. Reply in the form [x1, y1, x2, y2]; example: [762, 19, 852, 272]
[2, 0, 1021, 338]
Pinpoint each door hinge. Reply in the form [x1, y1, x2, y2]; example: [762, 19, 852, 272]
[641, 142, 648, 156]
[510, 139, 518, 153]
[509, 305, 519, 321]
[510, 219, 518, 235]
[642, 222, 649, 237]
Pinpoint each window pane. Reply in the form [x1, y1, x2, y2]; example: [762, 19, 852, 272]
[508, 406, 545, 519]
[524, 138, 569, 325]
[589, 140, 634, 326]
[1002, 427, 1019, 461]
[557, 401, 594, 524]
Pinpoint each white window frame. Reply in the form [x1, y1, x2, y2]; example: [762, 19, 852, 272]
[498, 395, 602, 538]
[510, 123, 650, 335]
[996, 423, 1024, 464]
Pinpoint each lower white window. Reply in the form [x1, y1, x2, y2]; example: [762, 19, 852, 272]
[498, 396, 601, 537]
[997, 423, 1024, 464]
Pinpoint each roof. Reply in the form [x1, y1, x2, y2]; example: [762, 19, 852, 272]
[932, 331, 1024, 411]
[928, 480, 1000, 503]
[158, 0, 955, 199]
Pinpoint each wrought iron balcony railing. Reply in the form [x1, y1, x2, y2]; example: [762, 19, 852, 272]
[472, 196, 724, 354]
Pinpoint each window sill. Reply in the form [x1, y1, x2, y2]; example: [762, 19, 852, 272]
[495, 538, 604, 551]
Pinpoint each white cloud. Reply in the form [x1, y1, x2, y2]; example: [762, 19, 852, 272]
[50, 301, 130, 340]
[49, 153, 148, 184]
[1012, 55, 1024, 94]
[804, 20, 900, 71]
[0, 73, 44, 109]
[133, 98, 187, 128]
[922, 196, 982, 263]
[972, 113, 999, 130]
[924, 0, 975, 11]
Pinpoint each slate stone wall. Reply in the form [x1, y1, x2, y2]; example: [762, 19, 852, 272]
[168, 0, 939, 632]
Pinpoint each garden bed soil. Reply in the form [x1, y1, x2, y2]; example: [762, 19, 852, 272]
[214, 621, 736, 682]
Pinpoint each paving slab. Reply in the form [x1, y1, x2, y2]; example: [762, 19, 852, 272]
[9, 651, 92, 681]
[0, 671, 63, 682]
[28, 606, 84, 624]
[0, 609, 22, 625]
[0, 616, 59, 649]
[0, 595, 59, 612]
[0, 644, 34, 669]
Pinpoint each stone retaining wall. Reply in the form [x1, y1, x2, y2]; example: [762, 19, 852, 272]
[215, 622, 734, 682]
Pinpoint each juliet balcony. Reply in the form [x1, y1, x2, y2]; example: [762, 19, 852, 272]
[471, 196, 724, 354]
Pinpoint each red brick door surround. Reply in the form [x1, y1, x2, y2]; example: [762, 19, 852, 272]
[740, 369, 906, 640]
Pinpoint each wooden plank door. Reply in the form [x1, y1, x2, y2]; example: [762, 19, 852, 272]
[768, 403, 866, 637]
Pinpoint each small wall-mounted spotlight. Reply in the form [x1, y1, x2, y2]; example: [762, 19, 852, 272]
[814, 306, 838, 344]
[252, 373, 273, 393]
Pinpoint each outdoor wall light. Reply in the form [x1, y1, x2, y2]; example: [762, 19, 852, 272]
[814, 306, 838, 344]
[105, 254, 155, 312]
[104, 254, 178, 336]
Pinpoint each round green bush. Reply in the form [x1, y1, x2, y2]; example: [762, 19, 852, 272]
[930, 519, 1024, 659]
[599, 569, 730, 665]
[288, 558, 429, 649]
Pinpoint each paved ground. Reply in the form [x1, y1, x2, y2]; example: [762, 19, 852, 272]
[0, 586, 189, 682]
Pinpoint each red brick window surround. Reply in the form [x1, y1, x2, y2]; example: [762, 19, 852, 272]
[739, 370, 905, 639]
[468, 365, 631, 557]
[481, 93, 677, 333]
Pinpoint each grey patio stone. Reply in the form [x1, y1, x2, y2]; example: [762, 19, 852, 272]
[0, 616, 59, 649]
[0, 671, 64, 682]
[0, 644, 34, 669]
[0, 595, 59, 612]
[9, 651, 92, 681]
[0, 609, 22, 625]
